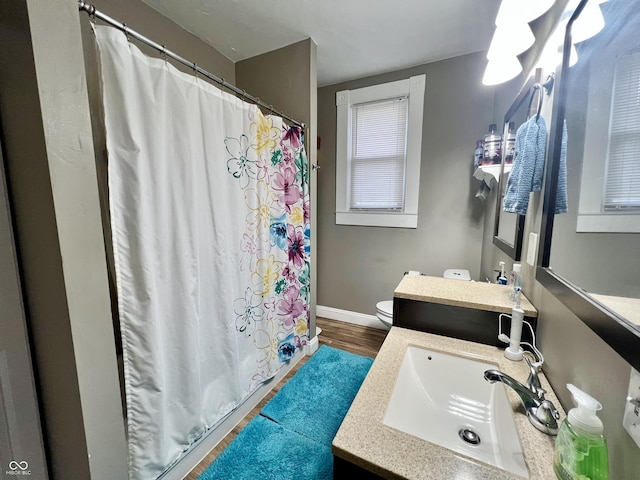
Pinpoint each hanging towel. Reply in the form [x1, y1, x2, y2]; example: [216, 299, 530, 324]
[555, 120, 568, 214]
[503, 115, 547, 215]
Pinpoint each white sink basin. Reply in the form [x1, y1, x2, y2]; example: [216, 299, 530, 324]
[383, 345, 528, 478]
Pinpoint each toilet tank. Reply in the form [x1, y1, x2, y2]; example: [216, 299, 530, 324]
[443, 269, 471, 281]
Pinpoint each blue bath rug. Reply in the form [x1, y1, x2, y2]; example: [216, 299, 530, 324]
[198, 415, 332, 480]
[260, 345, 373, 445]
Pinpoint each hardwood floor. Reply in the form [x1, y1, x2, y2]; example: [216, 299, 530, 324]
[184, 317, 388, 479]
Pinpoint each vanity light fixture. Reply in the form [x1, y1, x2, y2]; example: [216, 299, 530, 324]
[494, 0, 536, 54]
[482, 0, 555, 86]
[482, 0, 536, 86]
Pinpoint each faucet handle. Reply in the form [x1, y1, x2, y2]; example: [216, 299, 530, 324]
[524, 356, 543, 397]
[530, 399, 561, 435]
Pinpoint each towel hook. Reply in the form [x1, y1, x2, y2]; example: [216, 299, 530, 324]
[542, 73, 555, 96]
[536, 85, 544, 119]
[527, 84, 544, 120]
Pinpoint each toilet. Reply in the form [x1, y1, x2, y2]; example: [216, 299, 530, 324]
[443, 269, 471, 281]
[375, 269, 471, 329]
[375, 300, 394, 329]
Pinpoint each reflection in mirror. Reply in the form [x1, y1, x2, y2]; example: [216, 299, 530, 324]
[548, 0, 640, 331]
[493, 72, 544, 260]
[538, 0, 640, 371]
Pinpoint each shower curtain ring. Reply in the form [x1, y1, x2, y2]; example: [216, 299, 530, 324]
[161, 45, 167, 62]
[122, 23, 130, 42]
[193, 63, 198, 79]
[87, 7, 96, 30]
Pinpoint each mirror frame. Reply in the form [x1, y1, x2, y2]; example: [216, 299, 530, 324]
[492, 74, 540, 260]
[536, 0, 640, 373]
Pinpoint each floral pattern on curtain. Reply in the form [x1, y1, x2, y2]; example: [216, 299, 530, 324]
[227, 111, 311, 380]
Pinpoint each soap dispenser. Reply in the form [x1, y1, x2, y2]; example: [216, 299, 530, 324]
[553, 384, 609, 480]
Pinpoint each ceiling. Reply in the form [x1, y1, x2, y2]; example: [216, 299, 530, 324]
[141, 0, 501, 87]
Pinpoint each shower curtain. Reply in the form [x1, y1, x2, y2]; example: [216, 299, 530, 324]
[95, 26, 310, 479]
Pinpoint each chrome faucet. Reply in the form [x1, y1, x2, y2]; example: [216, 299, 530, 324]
[484, 358, 560, 435]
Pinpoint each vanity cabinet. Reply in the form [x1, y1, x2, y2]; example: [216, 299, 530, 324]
[332, 327, 562, 480]
[333, 455, 386, 479]
[392, 275, 537, 347]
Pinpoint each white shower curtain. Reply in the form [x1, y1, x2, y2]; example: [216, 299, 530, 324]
[95, 26, 310, 479]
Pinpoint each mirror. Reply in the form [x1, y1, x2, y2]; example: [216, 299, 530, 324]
[492, 72, 544, 260]
[538, 0, 640, 371]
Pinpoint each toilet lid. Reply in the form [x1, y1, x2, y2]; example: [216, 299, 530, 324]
[376, 300, 393, 316]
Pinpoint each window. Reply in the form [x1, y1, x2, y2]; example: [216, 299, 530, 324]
[603, 52, 640, 211]
[335, 75, 425, 228]
[578, 52, 640, 232]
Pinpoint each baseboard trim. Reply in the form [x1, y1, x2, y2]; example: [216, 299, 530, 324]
[316, 305, 387, 330]
[159, 348, 305, 480]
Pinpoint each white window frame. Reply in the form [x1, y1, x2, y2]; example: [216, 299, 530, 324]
[578, 51, 640, 233]
[335, 74, 426, 228]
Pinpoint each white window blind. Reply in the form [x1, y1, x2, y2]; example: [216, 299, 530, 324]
[349, 97, 408, 210]
[605, 52, 640, 210]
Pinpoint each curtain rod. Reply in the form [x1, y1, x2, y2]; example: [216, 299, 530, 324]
[77, 0, 305, 129]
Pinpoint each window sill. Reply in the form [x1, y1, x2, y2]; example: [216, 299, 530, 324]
[335, 211, 417, 228]
[577, 213, 640, 233]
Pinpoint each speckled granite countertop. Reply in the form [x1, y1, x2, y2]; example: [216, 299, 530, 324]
[332, 327, 563, 480]
[590, 293, 640, 327]
[394, 275, 537, 317]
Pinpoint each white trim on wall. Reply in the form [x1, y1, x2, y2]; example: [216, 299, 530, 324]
[335, 74, 426, 229]
[316, 305, 388, 330]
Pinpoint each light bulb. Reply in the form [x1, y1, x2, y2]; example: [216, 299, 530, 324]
[482, 56, 523, 86]
[487, 24, 535, 58]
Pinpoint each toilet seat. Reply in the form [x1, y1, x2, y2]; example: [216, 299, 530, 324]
[376, 300, 393, 316]
[376, 300, 393, 328]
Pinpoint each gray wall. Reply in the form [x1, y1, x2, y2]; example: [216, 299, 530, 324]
[0, 143, 48, 478]
[317, 52, 507, 315]
[0, 0, 128, 478]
